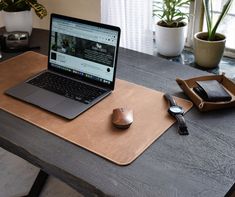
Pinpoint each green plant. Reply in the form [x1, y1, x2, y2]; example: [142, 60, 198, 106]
[203, 0, 233, 41]
[0, 0, 47, 19]
[153, 0, 191, 27]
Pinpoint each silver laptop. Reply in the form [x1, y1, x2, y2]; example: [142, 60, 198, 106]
[5, 13, 121, 119]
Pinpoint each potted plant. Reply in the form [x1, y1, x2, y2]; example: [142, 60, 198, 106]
[153, 0, 191, 57]
[194, 0, 233, 68]
[0, 0, 47, 35]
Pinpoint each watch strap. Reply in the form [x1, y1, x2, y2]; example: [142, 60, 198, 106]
[164, 93, 177, 106]
[175, 114, 189, 135]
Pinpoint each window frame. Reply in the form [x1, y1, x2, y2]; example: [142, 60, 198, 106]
[185, 0, 204, 47]
[153, 0, 235, 58]
[187, 0, 235, 58]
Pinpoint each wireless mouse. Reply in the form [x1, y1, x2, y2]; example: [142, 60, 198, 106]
[112, 108, 133, 129]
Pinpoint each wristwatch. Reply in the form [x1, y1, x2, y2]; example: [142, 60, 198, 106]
[164, 93, 189, 135]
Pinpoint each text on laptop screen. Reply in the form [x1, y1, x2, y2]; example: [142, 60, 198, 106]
[49, 17, 119, 85]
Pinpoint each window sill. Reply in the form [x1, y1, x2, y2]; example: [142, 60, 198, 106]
[154, 48, 235, 81]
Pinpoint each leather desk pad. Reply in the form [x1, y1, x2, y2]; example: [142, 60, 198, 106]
[0, 52, 193, 165]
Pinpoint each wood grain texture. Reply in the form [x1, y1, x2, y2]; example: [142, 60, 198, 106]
[0, 29, 235, 197]
[0, 51, 192, 165]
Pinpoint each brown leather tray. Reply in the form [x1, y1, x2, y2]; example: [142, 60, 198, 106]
[0, 51, 193, 165]
[176, 74, 235, 111]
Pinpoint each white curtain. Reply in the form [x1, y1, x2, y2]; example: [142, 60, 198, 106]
[101, 0, 153, 55]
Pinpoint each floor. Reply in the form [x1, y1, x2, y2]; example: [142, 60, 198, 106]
[0, 148, 83, 197]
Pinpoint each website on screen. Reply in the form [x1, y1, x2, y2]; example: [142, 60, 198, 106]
[49, 18, 119, 84]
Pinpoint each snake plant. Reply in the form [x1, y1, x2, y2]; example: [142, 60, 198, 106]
[0, 0, 47, 19]
[203, 0, 233, 41]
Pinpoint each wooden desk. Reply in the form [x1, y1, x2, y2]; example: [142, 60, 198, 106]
[0, 28, 235, 197]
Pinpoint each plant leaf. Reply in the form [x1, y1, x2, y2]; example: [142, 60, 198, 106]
[210, 0, 233, 40]
[203, 0, 212, 37]
[0, 1, 8, 10]
[153, 0, 192, 26]
[25, 0, 47, 19]
[0, 0, 47, 18]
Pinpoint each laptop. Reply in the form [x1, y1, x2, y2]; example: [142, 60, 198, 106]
[5, 13, 121, 119]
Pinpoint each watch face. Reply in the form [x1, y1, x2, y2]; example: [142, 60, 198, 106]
[169, 106, 183, 114]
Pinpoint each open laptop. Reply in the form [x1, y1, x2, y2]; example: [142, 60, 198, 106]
[5, 13, 121, 119]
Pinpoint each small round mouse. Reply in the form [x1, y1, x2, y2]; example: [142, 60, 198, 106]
[112, 108, 133, 129]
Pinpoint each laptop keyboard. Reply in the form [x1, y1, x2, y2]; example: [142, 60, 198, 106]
[27, 72, 107, 104]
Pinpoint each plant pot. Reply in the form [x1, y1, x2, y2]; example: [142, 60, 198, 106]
[155, 22, 187, 57]
[193, 32, 226, 68]
[2, 10, 33, 35]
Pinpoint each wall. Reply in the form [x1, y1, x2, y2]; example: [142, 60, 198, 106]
[0, 0, 101, 29]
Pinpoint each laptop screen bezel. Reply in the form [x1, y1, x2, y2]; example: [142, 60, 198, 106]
[48, 13, 121, 90]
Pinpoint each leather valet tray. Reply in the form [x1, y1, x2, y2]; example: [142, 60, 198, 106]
[176, 74, 235, 111]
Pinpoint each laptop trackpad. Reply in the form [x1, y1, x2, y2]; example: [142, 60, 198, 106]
[25, 89, 65, 108]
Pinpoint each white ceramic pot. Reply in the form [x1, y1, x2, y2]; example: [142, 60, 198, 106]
[155, 22, 187, 57]
[2, 10, 33, 35]
[194, 32, 226, 68]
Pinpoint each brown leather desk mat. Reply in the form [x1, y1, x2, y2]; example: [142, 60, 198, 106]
[0, 52, 193, 165]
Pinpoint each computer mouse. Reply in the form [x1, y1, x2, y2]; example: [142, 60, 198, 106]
[112, 108, 133, 129]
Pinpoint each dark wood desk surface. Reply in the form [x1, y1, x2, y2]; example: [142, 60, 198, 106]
[0, 28, 235, 197]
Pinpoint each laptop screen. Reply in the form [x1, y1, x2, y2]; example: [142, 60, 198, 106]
[48, 14, 120, 89]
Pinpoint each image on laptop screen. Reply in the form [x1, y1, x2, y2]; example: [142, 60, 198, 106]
[49, 16, 120, 87]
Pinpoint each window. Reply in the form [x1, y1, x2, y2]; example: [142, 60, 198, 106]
[153, 0, 235, 57]
[201, 0, 235, 56]
[101, 0, 154, 55]
[102, 0, 234, 57]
